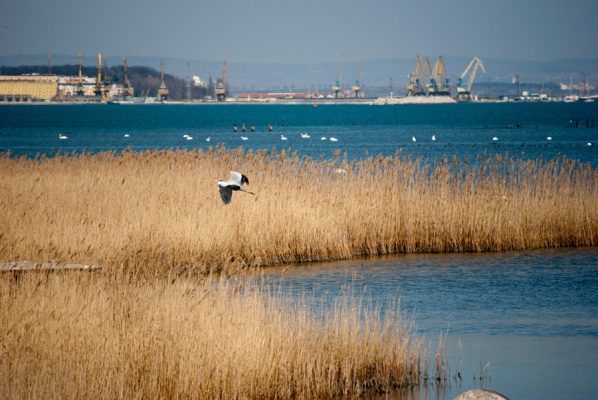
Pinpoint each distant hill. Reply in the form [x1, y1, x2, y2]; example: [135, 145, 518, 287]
[1, 54, 597, 95]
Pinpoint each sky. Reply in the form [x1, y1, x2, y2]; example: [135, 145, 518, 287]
[0, 0, 597, 63]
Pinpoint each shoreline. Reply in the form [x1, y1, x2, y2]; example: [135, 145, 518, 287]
[2, 96, 595, 106]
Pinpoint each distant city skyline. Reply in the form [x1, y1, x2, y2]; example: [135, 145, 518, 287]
[0, 0, 597, 64]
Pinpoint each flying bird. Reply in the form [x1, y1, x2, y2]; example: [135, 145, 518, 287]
[217, 171, 255, 204]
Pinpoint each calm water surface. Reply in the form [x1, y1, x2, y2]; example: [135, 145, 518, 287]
[265, 249, 598, 400]
[1, 103, 597, 165]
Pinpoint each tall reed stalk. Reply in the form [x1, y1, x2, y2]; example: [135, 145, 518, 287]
[0, 273, 432, 399]
[1, 148, 597, 275]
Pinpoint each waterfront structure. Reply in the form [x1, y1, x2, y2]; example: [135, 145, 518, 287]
[0, 75, 58, 102]
[157, 60, 169, 102]
[58, 76, 97, 98]
[215, 61, 228, 102]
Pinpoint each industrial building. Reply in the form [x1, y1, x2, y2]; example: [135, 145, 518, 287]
[0, 75, 58, 102]
[57, 76, 97, 98]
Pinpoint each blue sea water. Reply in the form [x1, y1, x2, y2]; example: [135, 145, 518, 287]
[265, 249, 598, 400]
[1, 102, 597, 164]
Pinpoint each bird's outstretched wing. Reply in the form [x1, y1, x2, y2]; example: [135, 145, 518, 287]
[229, 171, 243, 185]
[218, 185, 233, 204]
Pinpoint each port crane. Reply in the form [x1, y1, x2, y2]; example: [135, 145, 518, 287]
[456, 56, 486, 101]
[215, 60, 228, 102]
[428, 56, 450, 96]
[351, 55, 363, 98]
[157, 60, 169, 101]
[123, 57, 134, 98]
[406, 54, 423, 96]
[76, 52, 85, 96]
[101, 55, 112, 100]
[332, 55, 345, 98]
[95, 52, 104, 97]
[406, 55, 431, 96]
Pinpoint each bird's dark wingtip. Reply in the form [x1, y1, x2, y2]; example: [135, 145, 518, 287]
[241, 174, 249, 185]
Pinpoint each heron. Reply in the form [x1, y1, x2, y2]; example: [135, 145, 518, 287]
[217, 171, 255, 204]
[58, 133, 68, 140]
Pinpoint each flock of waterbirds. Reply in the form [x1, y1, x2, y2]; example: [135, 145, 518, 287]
[57, 131, 594, 147]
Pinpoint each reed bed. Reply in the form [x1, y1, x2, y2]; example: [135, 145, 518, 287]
[1, 147, 597, 275]
[0, 273, 432, 399]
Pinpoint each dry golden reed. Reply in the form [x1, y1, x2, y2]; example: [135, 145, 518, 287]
[1, 147, 597, 275]
[0, 273, 430, 399]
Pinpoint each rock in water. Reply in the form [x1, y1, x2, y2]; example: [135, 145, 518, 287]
[455, 389, 509, 400]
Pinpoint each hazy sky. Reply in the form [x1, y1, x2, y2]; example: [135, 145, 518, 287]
[1, 0, 597, 63]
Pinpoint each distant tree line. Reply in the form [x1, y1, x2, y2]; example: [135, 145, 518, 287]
[0, 64, 210, 100]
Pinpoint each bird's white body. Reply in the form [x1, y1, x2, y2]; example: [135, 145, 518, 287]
[183, 134, 190, 139]
[301, 132, 310, 139]
[329, 137, 338, 142]
[124, 134, 130, 138]
[206, 137, 211, 142]
[547, 136, 552, 141]
[58, 133, 68, 140]
[217, 171, 254, 204]
[412, 136, 416, 142]
[241, 136, 248, 141]
[588, 142, 593, 147]
[492, 137, 499, 141]
[321, 137, 327, 141]
[431, 134, 436, 141]
[280, 135, 287, 141]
